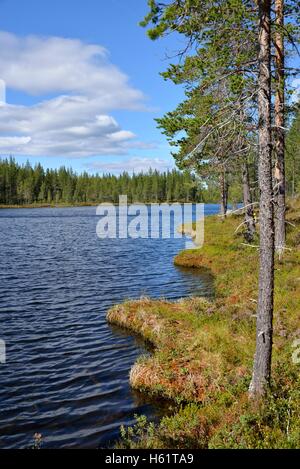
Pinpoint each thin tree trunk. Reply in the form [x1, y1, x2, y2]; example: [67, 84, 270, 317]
[274, 0, 286, 260]
[242, 161, 256, 242]
[249, 0, 274, 399]
[219, 168, 228, 220]
[292, 155, 295, 197]
[225, 178, 229, 213]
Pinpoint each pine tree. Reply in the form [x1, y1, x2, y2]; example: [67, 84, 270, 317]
[274, 0, 286, 260]
[140, 0, 298, 398]
[286, 103, 300, 195]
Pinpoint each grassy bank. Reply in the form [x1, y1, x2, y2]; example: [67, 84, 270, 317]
[107, 198, 300, 449]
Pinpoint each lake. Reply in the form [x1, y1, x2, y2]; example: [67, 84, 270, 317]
[0, 204, 219, 448]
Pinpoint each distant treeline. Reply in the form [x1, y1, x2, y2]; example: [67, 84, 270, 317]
[0, 158, 220, 205]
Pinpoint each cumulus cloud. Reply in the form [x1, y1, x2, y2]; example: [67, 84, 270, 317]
[0, 31, 149, 157]
[0, 98, 142, 157]
[85, 157, 174, 174]
[0, 31, 144, 106]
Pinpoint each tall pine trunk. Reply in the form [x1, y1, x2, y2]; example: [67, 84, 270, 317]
[242, 161, 256, 242]
[274, 0, 286, 260]
[249, 0, 274, 398]
[219, 168, 228, 220]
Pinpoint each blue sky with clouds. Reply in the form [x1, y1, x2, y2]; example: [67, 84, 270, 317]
[0, 1, 299, 175]
[0, 0, 186, 174]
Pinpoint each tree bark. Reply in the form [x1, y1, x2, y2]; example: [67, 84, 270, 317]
[219, 168, 228, 220]
[242, 161, 256, 242]
[249, 0, 274, 399]
[274, 0, 286, 260]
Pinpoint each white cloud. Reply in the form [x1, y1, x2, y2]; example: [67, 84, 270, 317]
[86, 157, 174, 174]
[0, 31, 150, 157]
[0, 98, 142, 157]
[0, 31, 144, 106]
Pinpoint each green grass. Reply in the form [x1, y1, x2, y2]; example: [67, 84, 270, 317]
[107, 197, 300, 448]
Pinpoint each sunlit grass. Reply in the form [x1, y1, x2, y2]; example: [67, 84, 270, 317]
[107, 197, 300, 448]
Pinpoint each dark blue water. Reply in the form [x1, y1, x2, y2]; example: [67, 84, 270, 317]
[0, 204, 219, 448]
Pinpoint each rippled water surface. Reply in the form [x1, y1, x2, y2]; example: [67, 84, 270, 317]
[0, 205, 218, 448]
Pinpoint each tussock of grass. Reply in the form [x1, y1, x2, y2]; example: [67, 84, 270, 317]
[108, 297, 253, 403]
[107, 198, 300, 448]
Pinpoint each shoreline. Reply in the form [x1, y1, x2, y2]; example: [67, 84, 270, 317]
[0, 201, 221, 210]
[0, 202, 103, 209]
[107, 199, 300, 449]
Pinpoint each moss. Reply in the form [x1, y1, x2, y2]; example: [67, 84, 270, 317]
[107, 199, 300, 449]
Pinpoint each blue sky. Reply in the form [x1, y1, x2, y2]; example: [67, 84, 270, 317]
[0, 1, 299, 175]
[0, 0, 185, 173]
